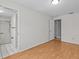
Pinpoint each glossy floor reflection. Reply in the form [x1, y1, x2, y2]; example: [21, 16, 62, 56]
[5, 39, 79, 59]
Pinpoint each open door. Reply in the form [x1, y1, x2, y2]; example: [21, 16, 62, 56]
[54, 19, 61, 40]
[0, 21, 11, 45]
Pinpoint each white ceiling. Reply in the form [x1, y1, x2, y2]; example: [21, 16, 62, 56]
[7, 0, 79, 17]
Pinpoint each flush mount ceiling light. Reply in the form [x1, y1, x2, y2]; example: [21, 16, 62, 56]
[52, 0, 60, 5]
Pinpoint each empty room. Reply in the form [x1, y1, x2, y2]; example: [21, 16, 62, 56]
[0, 0, 79, 59]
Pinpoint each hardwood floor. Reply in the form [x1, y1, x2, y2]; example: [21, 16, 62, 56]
[5, 39, 79, 59]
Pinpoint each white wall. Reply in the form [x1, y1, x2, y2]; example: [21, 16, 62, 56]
[54, 13, 79, 45]
[49, 19, 54, 40]
[0, 0, 53, 57]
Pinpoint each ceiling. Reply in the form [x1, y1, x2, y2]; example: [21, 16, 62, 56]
[5, 0, 79, 17]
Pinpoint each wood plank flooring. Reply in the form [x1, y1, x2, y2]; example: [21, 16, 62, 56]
[5, 39, 79, 59]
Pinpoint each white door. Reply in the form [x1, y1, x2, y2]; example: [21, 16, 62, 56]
[0, 21, 11, 45]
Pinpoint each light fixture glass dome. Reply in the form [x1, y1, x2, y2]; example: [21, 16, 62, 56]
[52, 0, 60, 5]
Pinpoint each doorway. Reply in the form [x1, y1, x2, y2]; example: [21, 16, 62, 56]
[54, 19, 61, 40]
[0, 20, 11, 45]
